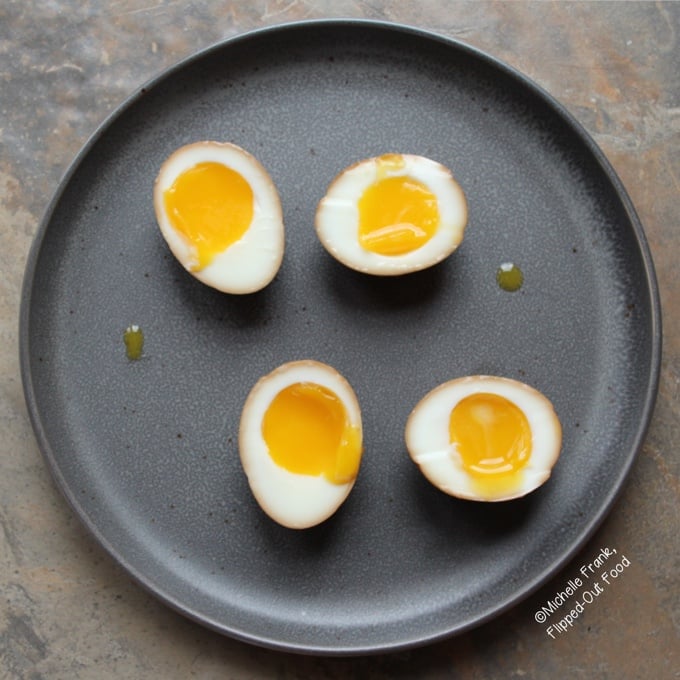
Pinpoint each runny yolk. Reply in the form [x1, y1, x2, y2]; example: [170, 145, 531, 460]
[358, 161, 439, 256]
[262, 382, 362, 485]
[449, 393, 532, 491]
[163, 161, 254, 271]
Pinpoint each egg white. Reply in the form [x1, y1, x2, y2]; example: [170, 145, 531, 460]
[154, 141, 284, 294]
[239, 360, 363, 529]
[405, 375, 562, 502]
[315, 154, 468, 275]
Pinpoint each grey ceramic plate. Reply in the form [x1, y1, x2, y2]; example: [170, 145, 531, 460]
[20, 20, 660, 655]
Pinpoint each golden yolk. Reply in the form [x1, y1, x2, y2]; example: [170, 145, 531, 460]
[163, 162, 253, 270]
[358, 172, 440, 256]
[262, 382, 362, 484]
[449, 393, 532, 485]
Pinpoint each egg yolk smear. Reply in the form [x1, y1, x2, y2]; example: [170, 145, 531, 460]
[163, 161, 254, 270]
[262, 383, 362, 484]
[358, 156, 440, 256]
[449, 393, 532, 487]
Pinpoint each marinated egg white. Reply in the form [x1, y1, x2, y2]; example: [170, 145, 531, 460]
[239, 360, 363, 529]
[315, 153, 468, 275]
[154, 141, 284, 294]
[405, 375, 561, 502]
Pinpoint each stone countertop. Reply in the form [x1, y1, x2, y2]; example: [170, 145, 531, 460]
[1, 2, 678, 677]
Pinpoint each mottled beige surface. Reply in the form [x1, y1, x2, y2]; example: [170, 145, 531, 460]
[1, 2, 678, 678]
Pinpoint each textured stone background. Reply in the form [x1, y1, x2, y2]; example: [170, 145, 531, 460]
[1, 2, 678, 678]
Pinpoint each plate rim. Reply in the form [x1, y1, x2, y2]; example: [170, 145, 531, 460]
[19, 18, 662, 655]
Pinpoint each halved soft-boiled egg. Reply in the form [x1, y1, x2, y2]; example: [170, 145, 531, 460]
[154, 141, 284, 294]
[239, 360, 363, 529]
[405, 376, 562, 502]
[315, 153, 468, 275]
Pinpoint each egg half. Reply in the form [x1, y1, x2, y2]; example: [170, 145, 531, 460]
[239, 360, 363, 529]
[405, 376, 562, 502]
[315, 153, 468, 275]
[153, 141, 284, 294]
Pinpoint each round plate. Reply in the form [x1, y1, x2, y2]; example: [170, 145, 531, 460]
[20, 20, 661, 654]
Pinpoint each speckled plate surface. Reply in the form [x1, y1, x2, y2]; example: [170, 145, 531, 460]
[20, 20, 661, 655]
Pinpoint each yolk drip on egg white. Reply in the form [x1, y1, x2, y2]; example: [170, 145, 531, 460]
[262, 382, 361, 485]
[163, 161, 254, 271]
[449, 392, 532, 495]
